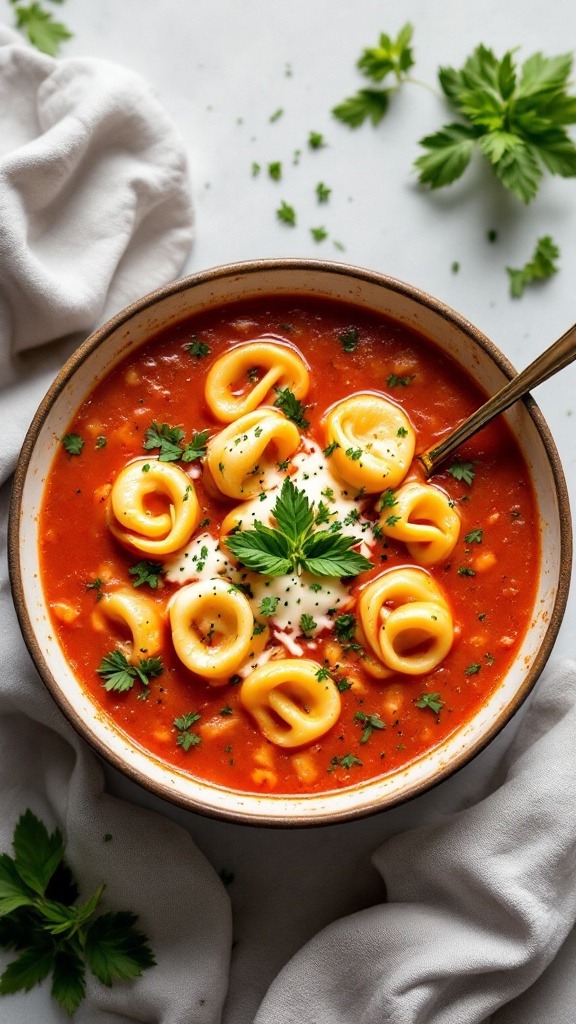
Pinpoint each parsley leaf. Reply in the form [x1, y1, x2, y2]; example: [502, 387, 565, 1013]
[61, 433, 84, 456]
[333, 613, 358, 643]
[226, 477, 372, 578]
[276, 200, 297, 225]
[0, 810, 154, 1016]
[447, 460, 476, 485]
[259, 595, 280, 617]
[415, 45, 576, 203]
[184, 336, 211, 359]
[143, 422, 185, 462]
[273, 386, 310, 428]
[128, 560, 164, 589]
[174, 711, 202, 751]
[415, 692, 445, 713]
[96, 650, 163, 693]
[182, 428, 210, 462]
[299, 613, 318, 637]
[506, 235, 560, 297]
[13, 2, 73, 57]
[333, 24, 415, 128]
[354, 711, 386, 743]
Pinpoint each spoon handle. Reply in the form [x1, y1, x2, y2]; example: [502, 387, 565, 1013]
[418, 320, 576, 478]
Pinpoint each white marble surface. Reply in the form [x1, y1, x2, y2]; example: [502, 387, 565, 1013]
[3, 1, 576, 1020]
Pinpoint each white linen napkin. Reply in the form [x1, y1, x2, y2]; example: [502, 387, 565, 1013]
[0, 22, 193, 486]
[2, 21, 576, 1024]
[254, 660, 576, 1024]
[0, 25, 233, 1023]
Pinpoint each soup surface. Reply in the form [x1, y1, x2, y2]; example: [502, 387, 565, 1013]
[40, 297, 539, 795]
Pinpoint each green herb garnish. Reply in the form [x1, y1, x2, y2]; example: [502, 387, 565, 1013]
[96, 651, 163, 693]
[507, 236, 560, 297]
[415, 46, 576, 203]
[273, 386, 310, 428]
[415, 692, 445, 713]
[128, 560, 164, 589]
[61, 433, 84, 456]
[333, 24, 415, 128]
[0, 809, 154, 1016]
[225, 478, 372, 578]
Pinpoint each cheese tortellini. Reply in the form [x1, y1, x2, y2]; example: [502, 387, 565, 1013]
[358, 567, 454, 675]
[92, 590, 163, 660]
[240, 659, 341, 747]
[107, 459, 200, 555]
[205, 341, 310, 422]
[169, 578, 267, 684]
[206, 408, 300, 500]
[379, 481, 460, 565]
[324, 393, 415, 492]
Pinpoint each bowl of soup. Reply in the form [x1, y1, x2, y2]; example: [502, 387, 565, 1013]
[8, 258, 571, 825]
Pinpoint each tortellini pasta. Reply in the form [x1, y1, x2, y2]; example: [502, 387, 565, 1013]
[205, 341, 310, 422]
[324, 393, 415, 492]
[240, 659, 341, 747]
[169, 578, 266, 684]
[92, 590, 163, 660]
[358, 567, 454, 675]
[379, 481, 460, 565]
[107, 459, 200, 555]
[206, 408, 300, 500]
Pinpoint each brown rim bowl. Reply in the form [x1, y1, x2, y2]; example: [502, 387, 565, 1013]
[8, 258, 572, 826]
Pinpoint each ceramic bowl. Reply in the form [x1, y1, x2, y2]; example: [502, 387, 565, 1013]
[8, 259, 572, 825]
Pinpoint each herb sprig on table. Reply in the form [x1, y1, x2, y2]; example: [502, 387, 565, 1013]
[226, 477, 372, 578]
[415, 46, 576, 203]
[0, 810, 155, 1016]
[333, 24, 415, 127]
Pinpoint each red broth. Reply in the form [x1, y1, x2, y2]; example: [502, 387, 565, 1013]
[39, 297, 539, 794]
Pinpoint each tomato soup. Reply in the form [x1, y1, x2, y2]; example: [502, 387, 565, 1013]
[39, 297, 539, 795]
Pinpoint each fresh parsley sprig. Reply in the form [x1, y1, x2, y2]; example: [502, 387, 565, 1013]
[415, 45, 576, 203]
[143, 422, 209, 463]
[225, 478, 372, 578]
[273, 387, 310, 429]
[96, 650, 163, 693]
[0, 810, 155, 1016]
[333, 24, 415, 128]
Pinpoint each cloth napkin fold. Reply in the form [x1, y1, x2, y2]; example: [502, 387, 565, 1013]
[0, 22, 193, 486]
[0, 25, 233, 1024]
[2, 22, 576, 1024]
[255, 660, 576, 1024]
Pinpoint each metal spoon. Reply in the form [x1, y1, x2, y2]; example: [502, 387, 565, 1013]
[418, 321, 576, 478]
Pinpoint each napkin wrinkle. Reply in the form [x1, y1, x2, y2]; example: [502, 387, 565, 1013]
[254, 660, 576, 1024]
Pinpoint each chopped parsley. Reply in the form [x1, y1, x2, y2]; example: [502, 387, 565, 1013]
[61, 433, 84, 456]
[259, 595, 280, 617]
[447, 460, 476, 485]
[184, 336, 211, 359]
[387, 373, 414, 387]
[85, 578, 104, 601]
[339, 327, 359, 352]
[464, 528, 484, 544]
[354, 711, 386, 743]
[316, 182, 331, 203]
[323, 441, 340, 457]
[174, 711, 202, 751]
[507, 236, 560, 297]
[276, 200, 296, 225]
[299, 613, 318, 637]
[333, 612, 357, 643]
[96, 650, 163, 693]
[273, 386, 310, 428]
[129, 560, 164, 589]
[415, 692, 445, 713]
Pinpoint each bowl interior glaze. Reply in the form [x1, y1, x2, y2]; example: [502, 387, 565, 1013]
[9, 259, 572, 825]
